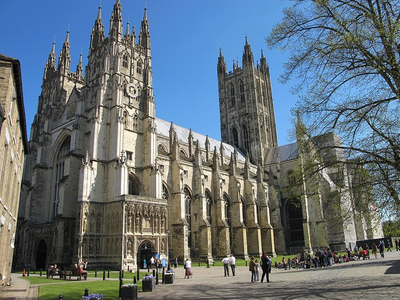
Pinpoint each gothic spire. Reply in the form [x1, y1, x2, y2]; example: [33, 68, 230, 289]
[217, 47, 226, 74]
[139, 8, 151, 49]
[58, 31, 71, 74]
[125, 21, 130, 36]
[43, 42, 56, 80]
[109, 0, 123, 41]
[260, 49, 268, 73]
[242, 36, 254, 67]
[75, 53, 83, 79]
[90, 6, 105, 51]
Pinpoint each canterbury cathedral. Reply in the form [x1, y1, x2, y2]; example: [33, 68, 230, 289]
[15, 1, 382, 271]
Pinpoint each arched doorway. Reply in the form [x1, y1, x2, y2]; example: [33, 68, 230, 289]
[36, 239, 47, 270]
[137, 241, 154, 269]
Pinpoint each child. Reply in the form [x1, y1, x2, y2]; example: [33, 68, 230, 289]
[254, 259, 260, 281]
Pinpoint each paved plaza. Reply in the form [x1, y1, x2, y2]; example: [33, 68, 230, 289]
[1, 251, 400, 299]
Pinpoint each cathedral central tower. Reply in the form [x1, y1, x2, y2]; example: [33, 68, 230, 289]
[217, 38, 278, 164]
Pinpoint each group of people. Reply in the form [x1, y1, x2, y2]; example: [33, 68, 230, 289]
[249, 252, 271, 283]
[222, 254, 236, 276]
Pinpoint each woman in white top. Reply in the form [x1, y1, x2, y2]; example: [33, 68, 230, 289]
[184, 258, 192, 279]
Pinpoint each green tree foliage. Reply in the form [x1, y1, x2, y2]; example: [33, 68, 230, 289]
[268, 0, 400, 217]
[382, 220, 400, 237]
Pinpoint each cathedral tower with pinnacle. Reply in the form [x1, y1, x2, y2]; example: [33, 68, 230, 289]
[217, 38, 278, 165]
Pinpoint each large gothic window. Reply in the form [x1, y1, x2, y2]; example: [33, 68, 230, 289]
[240, 80, 245, 102]
[184, 188, 192, 248]
[230, 83, 235, 106]
[54, 136, 70, 218]
[242, 125, 250, 153]
[232, 127, 239, 148]
[288, 199, 304, 243]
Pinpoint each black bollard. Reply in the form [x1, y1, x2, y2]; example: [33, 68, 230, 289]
[162, 267, 165, 284]
[213, 261, 215, 266]
[103, 270, 105, 281]
[128, 265, 130, 272]
[137, 268, 140, 281]
[119, 271, 123, 299]
[84, 288, 89, 296]
[134, 276, 137, 284]
[58, 295, 63, 300]
[207, 260, 210, 268]
[153, 269, 157, 285]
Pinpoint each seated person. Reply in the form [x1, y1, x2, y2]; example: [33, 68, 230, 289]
[74, 263, 87, 280]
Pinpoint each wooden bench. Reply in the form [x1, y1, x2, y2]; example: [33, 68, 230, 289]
[60, 266, 87, 280]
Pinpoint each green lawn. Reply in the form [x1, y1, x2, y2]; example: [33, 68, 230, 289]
[22, 270, 163, 299]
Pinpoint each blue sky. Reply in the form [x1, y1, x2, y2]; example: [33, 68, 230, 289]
[0, 0, 297, 146]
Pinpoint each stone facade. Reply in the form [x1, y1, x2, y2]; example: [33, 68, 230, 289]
[0, 54, 29, 287]
[15, 1, 382, 272]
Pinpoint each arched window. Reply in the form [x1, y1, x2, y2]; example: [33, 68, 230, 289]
[232, 127, 239, 148]
[133, 114, 138, 131]
[287, 170, 296, 186]
[206, 191, 212, 224]
[162, 184, 169, 200]
[230, 83, 235, 106]
[136, 60, 142, 74]
[184, 187, 192, 248]
[54, 136, 70, 218]
[122, 53, 128, 68]
[240, 80, 245, 102]
[242, 125, 250, 153]
[241, 197, 246, 225]
[128, 174, 140, 195]
[223, 194, 230, 226]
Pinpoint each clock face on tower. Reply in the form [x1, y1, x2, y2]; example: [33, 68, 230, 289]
[126, 83, 139, 98]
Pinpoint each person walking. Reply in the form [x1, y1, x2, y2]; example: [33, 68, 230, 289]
[229, 254, 236, 276]
[260, 251, 271, 283]
[249, 256, 256, 282]
[222, 256, 230, 277]
[184, 257, 192, 279]
[379, 240, 385, 258]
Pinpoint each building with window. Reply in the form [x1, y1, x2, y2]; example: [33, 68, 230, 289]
[0, 54, 29, 287]
[15, 1, 382, 272]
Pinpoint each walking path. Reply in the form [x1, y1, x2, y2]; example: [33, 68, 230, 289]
[1, 251, 400, 299]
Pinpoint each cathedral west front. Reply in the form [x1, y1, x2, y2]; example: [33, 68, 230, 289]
[14, 1, 382, 272]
